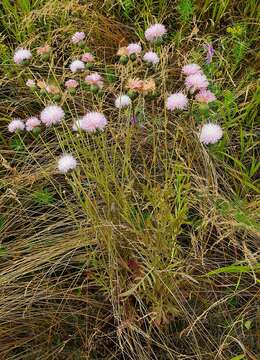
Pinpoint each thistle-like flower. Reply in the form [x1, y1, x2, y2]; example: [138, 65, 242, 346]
[115, 95, 132, 109]
[85, 73, 103, 88]
[71, 32, 85, 44]
[78, 112, 107, 132]
[69, 60, 85, 73]
[13, 48, 32, 64]
[25, 117, 41, 131]
[58, 154, 77, 173]
[127, 43, 142, 55]
[65, 79, 79, 89]
[8, 119, 25, 132]
[40, 105, 65, 126]
[195, 89, 216, 104]
[185, 73, 209, 92]
[143, 51, 159, 65]
[81, 52, 94, 62]
[199, 123, 223, 144]
[181, 63, 202, 76]
[144, 23, 167, 42]
[166, 92, 188, 111]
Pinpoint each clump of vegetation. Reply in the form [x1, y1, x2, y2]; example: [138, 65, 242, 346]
[0, 1, 259, 359]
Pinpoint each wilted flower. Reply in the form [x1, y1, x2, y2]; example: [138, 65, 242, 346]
[26, 79, 36, 88]
[37, 80, 47, 90]
[115, 95, 132, 108]
[195, 89, 216, 103]
[127, 78, 144, 91]
[13, 48, 32, 64]
[166, 92, 188, 111]
[65, 79, 79, 89]
[185, 73, 209, 92]
[182, 63, 202, 76]
[45, 84, 60, 94]
[40, 105, 65, 126]
[199, 123, 223, 144]
[127, 43, 142, 55]
[25, 117, 41, 131]
[142, 79, 156, 93]
[79, 112, 107, 132]
[58, 154, 77, 173]
[69, 60, 85, 73]
[85, 72, 103, 88]
[37, 45, 51, 55]
[71, 32, 85, 44]
[144, 23, 167, 42]
[143, 51, 159, 65]
[8, 119, 25, 132]
[117, 47, 129, 56]
[81, 52, 94, 62]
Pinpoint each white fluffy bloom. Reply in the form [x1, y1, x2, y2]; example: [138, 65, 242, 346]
[8, 119, 25, 132]
[127, 43, 142, 55]
[144, 23, 167, 42]
[185, 73, 209, 92]
[40, 105, 65, 126]
[166, 93, 188, 110]
[58, 154, 77, 173]
[143, 51, 159, 65]
[79, 112, 107, 132]
[25, 117, 41, 131]
[115, 95, 132, 109]
[69, 60, 85, 73]
[13, 48, 32, 64]
[199, 123, 223, 145]
[182, 64, 201, 76]
[71, 32, 85, 44]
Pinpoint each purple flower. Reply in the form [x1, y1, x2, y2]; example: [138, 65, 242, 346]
[205, 44, 214, 64]
[131, 115, 138, 125]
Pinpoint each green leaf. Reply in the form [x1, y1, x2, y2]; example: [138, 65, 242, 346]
[33, 188, 54, 205]
[229, 355, 245, 360]
[244, 320, 252, 330]
[206, 263, 260, 276]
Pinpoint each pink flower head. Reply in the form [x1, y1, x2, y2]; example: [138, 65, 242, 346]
[199, 123, 223, 145]
[195, 89, 216, 104]
[127, 43, 142, 55]
[13, 48, 32, 64]
[65, 79, 79, 89]
[8, 119, 25, 132]
[143, 51, 159, 65]
[37, 45, 51, 55]
[71, 32, 85, 44]
[81, 52, 94, 62]
[25, 117, 41, 131]
[182, 64, 202, 76]
[40, 105, 65, 126]
[80, 112, 107, 132]
[58, 154, 77, 173]
[185, 73, 209, 93]
[85, 73, 103, 88]
[144, 23, 167, 42]
[166, 92, 188, 111]
[69, 60, 85, 73]
[26, 79, 36, 88]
